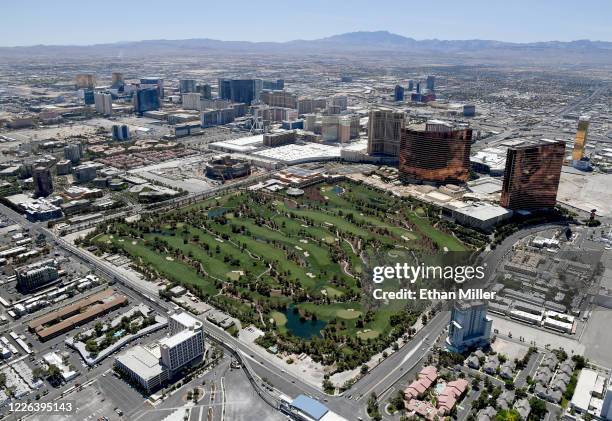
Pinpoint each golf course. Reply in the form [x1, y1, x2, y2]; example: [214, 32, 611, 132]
[83, 180, 470, 370]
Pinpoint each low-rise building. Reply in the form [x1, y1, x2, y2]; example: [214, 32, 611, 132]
[514, 398, 531, 420]
[280, 394, 348, 421]
[448, 203, 512, 232]
[570, 368, 609, 418]
[404, 366, 438, 400]
[29, 289, 128, 341]
[114, 344, 168, 392]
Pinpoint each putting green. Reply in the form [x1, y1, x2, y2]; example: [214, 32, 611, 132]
[226, 271, 242, 281]
[357, 330, 380, 340]
[271, 311, 287, 326]
[325, 287, 344, 298]
[337, 309, 362, 320]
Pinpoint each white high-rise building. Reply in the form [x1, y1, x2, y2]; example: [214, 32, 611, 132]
[182, 93, 201, 111]
[321, 115, 339, 141]
[446, 301, 492, 353]
[161, 313, 203, 372]
[168, 312, 202, 335]
[94, 92, 112, 116]
[160, 328, 204, 372]
[114, 312, 204, 392]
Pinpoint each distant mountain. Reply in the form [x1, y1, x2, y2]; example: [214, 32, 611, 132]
[313, 30, 419, 46]
[293, 31, 612, 52]
[1, 31, 611, 60]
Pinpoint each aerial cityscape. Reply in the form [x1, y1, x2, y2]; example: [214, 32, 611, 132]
[0, 2, 611, 421]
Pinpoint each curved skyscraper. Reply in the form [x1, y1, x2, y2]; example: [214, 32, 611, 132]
[500, 139, 565, 210]
[399, 120, 472, 184]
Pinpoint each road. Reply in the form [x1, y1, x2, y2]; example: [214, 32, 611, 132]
[480, 221, 573, 285]
[472, 128, 518, 152]
[555, 85, 609, 116]
[350, 311, 449, 401]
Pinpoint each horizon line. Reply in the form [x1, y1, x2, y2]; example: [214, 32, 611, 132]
[0, 30, 610, 49]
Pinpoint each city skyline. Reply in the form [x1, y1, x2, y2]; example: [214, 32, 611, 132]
[0, 3, 611, 419]
[1, 0, 612, 47]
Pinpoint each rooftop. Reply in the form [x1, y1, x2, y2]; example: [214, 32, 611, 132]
[570, 368, 599, 411]
[159, 329, 199, 349]
[454, 203, 512, 221]
[291, 394, 329, 420]
[253, 143, 341, 164]
[209, 134, 263, 153]
[170, 312, 201, 330]
[115, 344, 164, 380]
[509, 138, 565, 150]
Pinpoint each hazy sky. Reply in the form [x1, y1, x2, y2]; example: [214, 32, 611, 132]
[1, 0, 611, 46]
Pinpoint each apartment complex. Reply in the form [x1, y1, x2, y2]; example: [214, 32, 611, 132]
[29, 289, 128, 341]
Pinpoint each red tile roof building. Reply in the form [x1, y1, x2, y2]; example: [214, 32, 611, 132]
[404, 366, 438, 400]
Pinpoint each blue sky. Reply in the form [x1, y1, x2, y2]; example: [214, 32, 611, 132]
[1, 0, 611, 46]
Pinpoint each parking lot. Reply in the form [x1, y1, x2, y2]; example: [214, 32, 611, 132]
[580, 307, 612, 367]
[490, 315, 585, 355]
[28, 380, 132, 421]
